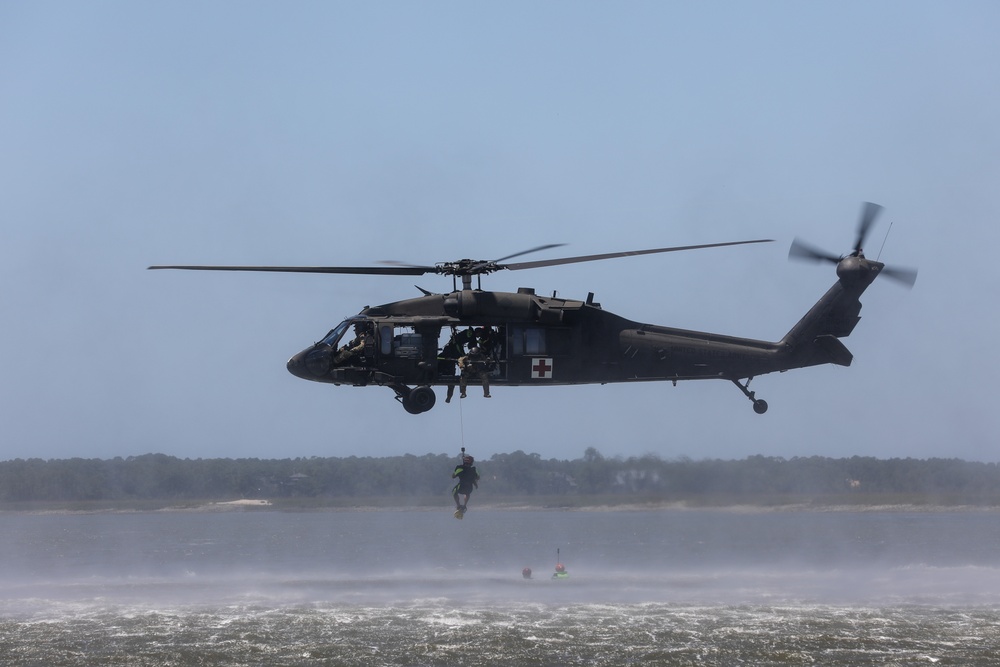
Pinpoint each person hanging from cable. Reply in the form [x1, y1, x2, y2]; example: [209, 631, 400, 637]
[451, 449, 480, 518]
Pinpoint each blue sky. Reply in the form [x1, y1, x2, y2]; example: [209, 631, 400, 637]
[2, 2, 998, 462]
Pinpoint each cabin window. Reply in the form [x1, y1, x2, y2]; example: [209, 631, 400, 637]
[512, 326, 547, 355]
[379, 325, 393, 356]
[526, 329, 546, 355]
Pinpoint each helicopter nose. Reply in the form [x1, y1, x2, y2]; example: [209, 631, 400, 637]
[286, 350, 310, 379]
[287, 346, 332, 380]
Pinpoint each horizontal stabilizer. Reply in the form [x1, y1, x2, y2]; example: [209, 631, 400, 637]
[812, 334, 853, 367]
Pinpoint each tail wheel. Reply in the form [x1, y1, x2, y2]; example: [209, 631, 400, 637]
[732, 378, 768, 415]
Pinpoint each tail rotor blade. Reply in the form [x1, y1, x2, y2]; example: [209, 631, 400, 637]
[880, 265, 918, 288]
[789, 238, 840, 264]
[854, 202, 883, 254]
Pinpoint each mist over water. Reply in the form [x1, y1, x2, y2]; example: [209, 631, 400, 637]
[3, 508, 1000, 665]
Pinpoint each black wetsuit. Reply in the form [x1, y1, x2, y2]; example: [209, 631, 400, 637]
[451, 464, 479, 506]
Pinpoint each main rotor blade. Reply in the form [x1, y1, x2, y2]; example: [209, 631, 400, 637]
[880, 265, 918, 288]
[469, 244, 569, 274]
[788, 238, 841, 264]
[854, 201, 883, 254]
[502, 239, 773, 271]
[491, 243, 568, 264]
[147, 264, 433, 276]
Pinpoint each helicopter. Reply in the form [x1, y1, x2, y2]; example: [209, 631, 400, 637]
[149, 202, 916, 415]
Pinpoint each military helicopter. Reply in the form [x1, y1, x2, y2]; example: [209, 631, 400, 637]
[149, 202, 915, 415]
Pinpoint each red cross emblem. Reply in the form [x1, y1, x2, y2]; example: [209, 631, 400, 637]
[531, 358, 554, 379]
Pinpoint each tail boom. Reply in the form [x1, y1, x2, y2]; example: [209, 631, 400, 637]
[777, 257, 884, 369]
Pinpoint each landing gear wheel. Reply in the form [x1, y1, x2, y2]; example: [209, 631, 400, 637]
[402, 385, 436, 414]
[732, 377, 768, 416]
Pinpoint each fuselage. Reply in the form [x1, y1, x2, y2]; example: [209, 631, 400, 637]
[285, 255, 884, 412]
[286, 287, 789, 390]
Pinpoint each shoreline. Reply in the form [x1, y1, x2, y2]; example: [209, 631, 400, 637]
[5, 496, 1000, 515]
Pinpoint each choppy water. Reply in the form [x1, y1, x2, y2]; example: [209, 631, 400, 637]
[3, 508, 1000, 665]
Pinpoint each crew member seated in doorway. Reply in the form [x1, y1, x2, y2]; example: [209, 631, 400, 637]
[458, 347, 491, 398]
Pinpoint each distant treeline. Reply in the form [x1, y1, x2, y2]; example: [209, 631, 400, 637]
[2, 449, 1000, 505]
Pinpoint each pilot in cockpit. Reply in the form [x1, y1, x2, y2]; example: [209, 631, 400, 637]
[334, 321, 373, 365]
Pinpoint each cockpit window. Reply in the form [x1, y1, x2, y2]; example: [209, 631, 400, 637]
[320, 319, 355, 347]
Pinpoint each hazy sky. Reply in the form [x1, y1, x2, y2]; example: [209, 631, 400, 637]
[2, 2, 998, 463]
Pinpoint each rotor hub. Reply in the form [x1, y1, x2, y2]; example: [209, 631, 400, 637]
[436, 259, 500, 277]
[836, 255, 880, 284]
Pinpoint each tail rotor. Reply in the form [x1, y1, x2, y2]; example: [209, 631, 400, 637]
[789, 202, 917, 287]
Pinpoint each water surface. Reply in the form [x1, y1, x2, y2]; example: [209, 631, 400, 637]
[3, 508, 999, 665]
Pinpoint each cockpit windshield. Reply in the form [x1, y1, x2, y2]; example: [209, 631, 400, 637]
[320, 318, 365, 347]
